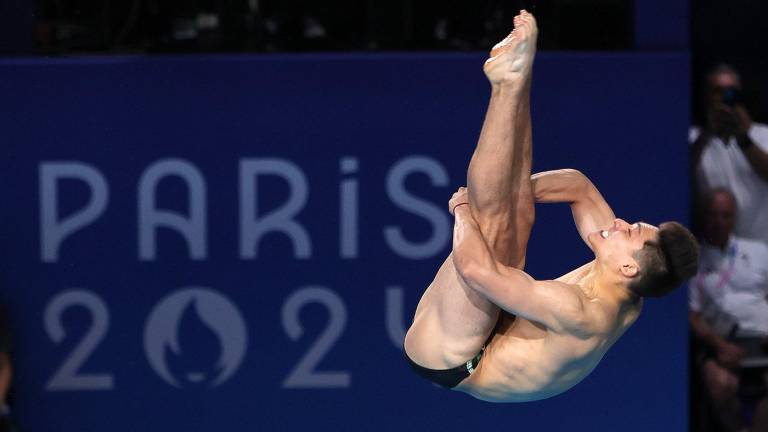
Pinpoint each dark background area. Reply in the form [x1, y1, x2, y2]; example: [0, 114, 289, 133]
[28, 0, 634, 53]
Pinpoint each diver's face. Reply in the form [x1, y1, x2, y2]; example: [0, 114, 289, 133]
[590, 219, 659, 266]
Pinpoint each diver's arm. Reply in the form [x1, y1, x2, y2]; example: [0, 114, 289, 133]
[531, 169, 615, 249]
[452, 204, 586, 333]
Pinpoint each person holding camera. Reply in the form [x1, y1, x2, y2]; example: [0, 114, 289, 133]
[690, 64, 768, 243]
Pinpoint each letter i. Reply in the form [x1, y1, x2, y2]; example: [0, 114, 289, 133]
[340, 157, 359, 259]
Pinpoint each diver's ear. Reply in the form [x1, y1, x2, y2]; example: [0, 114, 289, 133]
[620, 262, 639, 278]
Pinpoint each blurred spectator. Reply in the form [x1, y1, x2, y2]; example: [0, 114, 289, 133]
[0, 304, 15, 432]
[689, 188, 768, 432]
[690, 64, 768, 243]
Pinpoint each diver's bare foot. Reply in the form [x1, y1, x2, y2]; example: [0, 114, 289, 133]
[483, 10, 537, 89]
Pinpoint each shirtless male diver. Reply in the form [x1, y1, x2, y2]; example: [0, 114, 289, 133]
[403, 10, 699, 403]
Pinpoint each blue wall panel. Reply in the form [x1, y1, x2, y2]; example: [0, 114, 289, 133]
[0, 52, 688, 431]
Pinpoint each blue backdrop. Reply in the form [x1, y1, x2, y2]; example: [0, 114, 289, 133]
[0, 52, 688, 431]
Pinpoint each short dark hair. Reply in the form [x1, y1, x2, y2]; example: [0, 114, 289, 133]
[629, 222, 700, 298]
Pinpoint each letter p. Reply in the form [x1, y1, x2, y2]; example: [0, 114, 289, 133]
[40, 162, 109, 262]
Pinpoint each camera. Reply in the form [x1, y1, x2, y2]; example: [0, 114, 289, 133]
[722, 86, 742, 106]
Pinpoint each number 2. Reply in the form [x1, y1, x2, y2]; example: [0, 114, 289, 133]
[44, 290, 114, 391]
[281, 286, 350, 388]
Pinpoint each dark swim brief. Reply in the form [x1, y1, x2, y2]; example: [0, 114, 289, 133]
[404, 345, 485, 389]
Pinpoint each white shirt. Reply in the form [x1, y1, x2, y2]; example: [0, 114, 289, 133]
[689, 236, 768, 337]
[691, 123, 768, 242]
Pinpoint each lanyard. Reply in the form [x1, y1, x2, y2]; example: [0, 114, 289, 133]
[713, 242, 739, 292]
